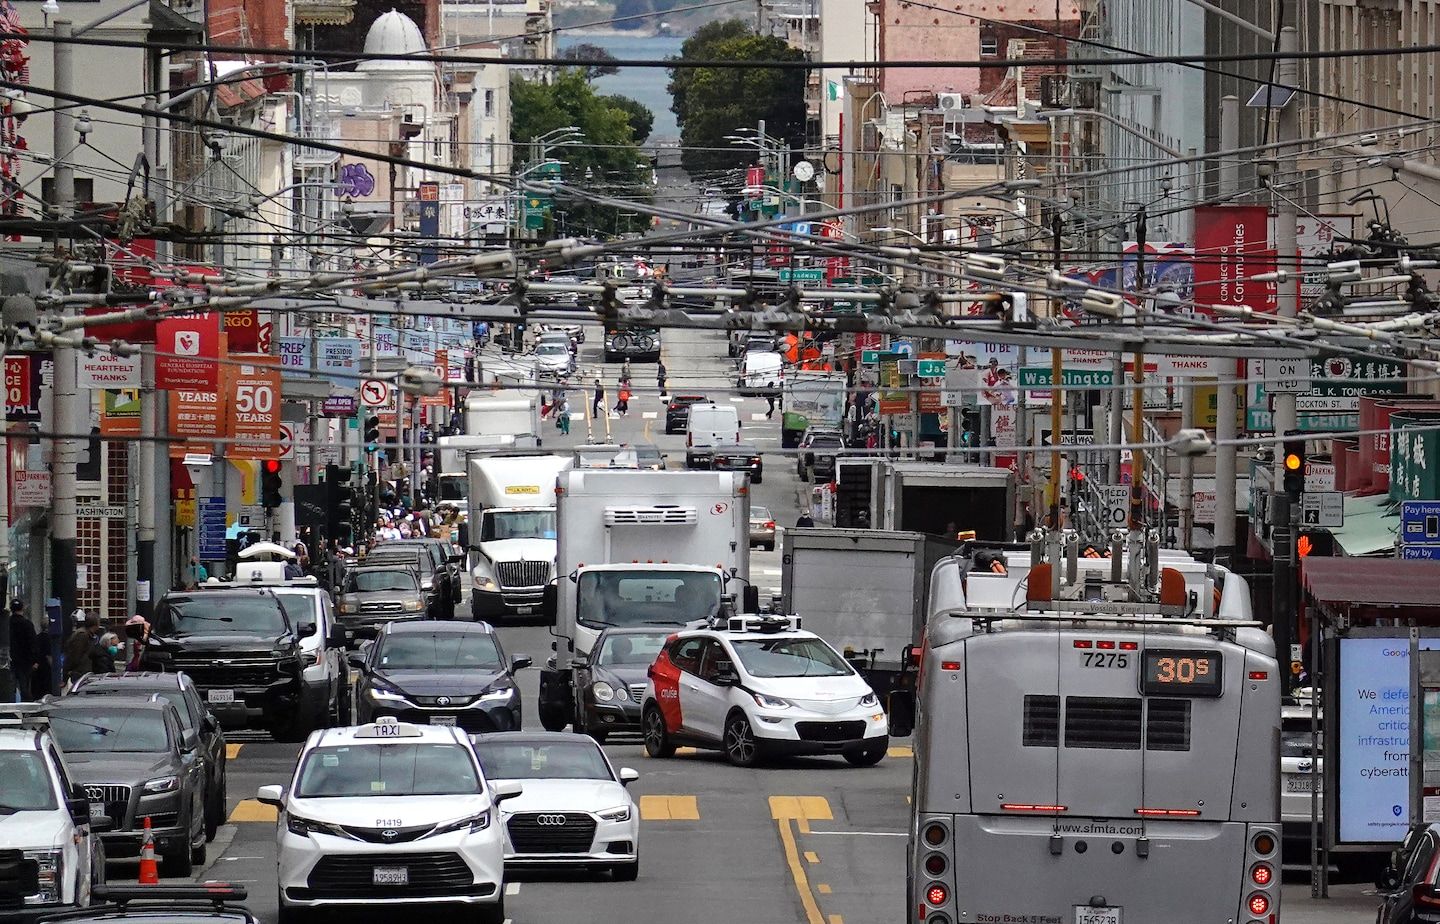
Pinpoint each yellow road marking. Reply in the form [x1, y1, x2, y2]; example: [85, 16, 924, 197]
[768, 795, 833, 834]
[829, 916, 844, 924]
[228, 800, 277, 823]
[775, 814, 825, 924]
[817, 883, 832, 894]
[638, 795, 700, 821]
[887, 746, 913, 758]
[804, 851, 819, 864]
[225, 743, 243, 760]
[643, 417, 653, 441]
[675, 746, 698, 756]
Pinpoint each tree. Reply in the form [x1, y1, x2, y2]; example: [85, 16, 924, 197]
[667, 20, 807, 177]
[602, 94, 654, 144]
[510, 69, 653, 237]
[558, 43, 620, 80]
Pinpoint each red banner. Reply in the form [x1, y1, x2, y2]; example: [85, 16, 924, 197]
[156, 311, 222, 389]
[223, 309, 260, 353]
[1192, 205, 1276, 317]
[168, 387, 224, 458]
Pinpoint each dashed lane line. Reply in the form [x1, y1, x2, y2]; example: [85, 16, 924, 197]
[817, 884, 832, 894]
[227, 800, 277, 823]
[505, 882, 521, 896]
[804, 851, 819, 864]
[638, 795, 700, 820]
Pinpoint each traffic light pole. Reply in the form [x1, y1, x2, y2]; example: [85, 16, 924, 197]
[1274, 435, 1305, 694]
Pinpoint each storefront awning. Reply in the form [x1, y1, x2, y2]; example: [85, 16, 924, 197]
[1303, 557, 1440, 607]
[1330, 494, 1397, 556]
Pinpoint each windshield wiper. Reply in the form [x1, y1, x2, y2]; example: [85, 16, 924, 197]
[176, 614, 234, 623]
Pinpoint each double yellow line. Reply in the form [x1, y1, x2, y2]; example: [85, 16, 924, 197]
[769, 796, 842, 924]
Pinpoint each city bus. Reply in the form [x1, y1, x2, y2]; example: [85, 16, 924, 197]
[903, 532, 1281, 924]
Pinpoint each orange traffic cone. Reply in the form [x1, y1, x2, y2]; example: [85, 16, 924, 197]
[137, 816, 159, 885]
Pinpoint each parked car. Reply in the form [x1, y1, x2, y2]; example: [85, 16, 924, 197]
[44, 698, 209, 877]
[351, 620, 531, 733]
[336, 565, 430, 639]
[710, 442, 763, 484]
[573, 628, 672, 741]
[664, 395, 710, 434]
[1376, 822, 1440, 924]
[749, 505, 777, 551]
[1281, 699, 1322, 851]
[798, 427, 846, 482]
[67, 671, 229, 841]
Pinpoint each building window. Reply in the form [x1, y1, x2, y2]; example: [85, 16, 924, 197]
[980, 31, 998, 56]
[484, 89, 495, 118]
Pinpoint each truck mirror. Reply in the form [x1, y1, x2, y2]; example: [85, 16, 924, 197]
[887, 690, 916, 737]
[543, 583, 558, 612]
[742, 585, 760, 613]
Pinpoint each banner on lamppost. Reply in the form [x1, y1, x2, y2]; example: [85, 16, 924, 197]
[419, 181, 440, 264]
[225, 355, 282, 460]
[156, 312, 222, 389]
[1192, 204, 1276, 317]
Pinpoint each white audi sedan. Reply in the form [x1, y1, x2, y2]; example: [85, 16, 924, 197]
[258, 718, 521, 923]
[471, 731, 641, 880]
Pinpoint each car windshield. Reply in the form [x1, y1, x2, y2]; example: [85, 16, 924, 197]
[482, 510, 557, 541]
[378, 633, 503, 670]
[575, 569, 722, 628]
[346, 570, 417, 593]
[0, 752, 57, 812]
[810, 436, 843, 448]
[474, 740, 613, 781]
[368, 553, 432, 576]
[537, 343, 567, 356]
[49, 709, 170, 753]
[730, 638, 853, 678]
[79, 686, 196, 731]
[577, 448, 622, 467]
[271, 592, 320, 623]
[751, 506, 772, 521]
[161, 595, 287, 636]
[295, 744, 482, 798]
[596, 631, 670, 667]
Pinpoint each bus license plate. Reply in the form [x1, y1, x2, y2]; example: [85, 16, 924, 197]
[207, 689, 236, 704]
[430, 715, 457, 726]
[1075, 907, 1120, 924]
[373, 866, 408, 885]
[1078, 652, 1129, 669]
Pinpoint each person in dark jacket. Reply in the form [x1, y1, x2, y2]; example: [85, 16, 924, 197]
[62, 610, 101, 686]
[9, 600, 36, 702]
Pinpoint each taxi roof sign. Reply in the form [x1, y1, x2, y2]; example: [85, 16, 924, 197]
[353, 717, 425, 739]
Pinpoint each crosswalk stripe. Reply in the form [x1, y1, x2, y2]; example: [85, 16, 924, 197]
[639, 795, 700, 820]
[641, 411, 658, 419]
[225, 744, 244, 759]
[227, 800, 277, 823]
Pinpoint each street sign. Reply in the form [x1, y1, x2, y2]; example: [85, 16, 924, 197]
[1301, 491, 1344, 528]
[1401, 501, 1440, 548]
[1101, 485, 1130, 528]
[277, 423, 296, 461]
[860, 350, 880, 365]
[322, 395, 358, 417]
[778, 268, 824, 283]
[1019, 368, 1116, 389]
[198, 497, 227, 559]
[1401, 545, 1440, 560]
[916, 359, 946, 378]
[13, 471, 50, 507]
[360, 379, 391, 408]
[1264, 357, 1311, 394]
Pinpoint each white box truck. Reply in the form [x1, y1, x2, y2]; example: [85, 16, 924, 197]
[537, 469, 754, 731]
[436, 434, 537, 504]
[467, 452, 573, 621]
[464, 390, 541, 447]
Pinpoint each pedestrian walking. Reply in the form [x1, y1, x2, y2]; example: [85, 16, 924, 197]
[62, 610, 100, 686]
[795, 513, 815, 528]
[557, 397, 571, 435]
[592, 378, 605, 418]
[656, 362, 668, 397]
[765, 384, 777, 419]
[9, 600, 36, 702]
[616, 383, 632, 417]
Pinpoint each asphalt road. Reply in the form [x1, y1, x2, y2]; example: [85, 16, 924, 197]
[121, 322, 1381, 923]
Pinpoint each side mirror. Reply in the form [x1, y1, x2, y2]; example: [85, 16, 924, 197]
[543, 582, 558, 613]
[714, 669, 740, 687]
[618, 767, 639, 786]
[887, 690, 916, 738]
[298, 622, 318, 638]
[328, 626, 348, 649]
[511, 654, 533, 672]
[571, 655, 589, 670]
[256, 784, 286, 808]
[202, 714, 219, 734]
[346, 651, 368, 670]
[492, 780, 524, 803]
[67, 794, 92, 826]
[182, 730, 201, 753]
[448, 553, 466, 564]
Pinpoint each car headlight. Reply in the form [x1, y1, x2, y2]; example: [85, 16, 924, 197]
[593, 681, 615, 703]
[858, 692, 879, 708]
[475, 575, 498, 591]
[432, 810, 491, 835]
[404, 600, 424, 612]
[286, 814, 352, 839]
[752, 692, 791, 709]
[367, 680, 410, 703]
[143, 775, 179, 794]
[339, 602, 357, 614]
[598, 805, 631, 823]
[479, 683, 515, 702]
[23, 849, 61, 904]
[612, 684, 631, 702]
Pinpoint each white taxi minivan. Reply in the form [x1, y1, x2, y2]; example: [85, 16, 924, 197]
[258, 718, 521, 924]
[685, 403, 742, 470]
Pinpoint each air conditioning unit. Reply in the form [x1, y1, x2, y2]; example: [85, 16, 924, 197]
[938, 92, 964, 112]
[1041, 75, 1069, 109]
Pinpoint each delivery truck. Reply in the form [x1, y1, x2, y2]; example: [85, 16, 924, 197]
[467, 452, 572, 621]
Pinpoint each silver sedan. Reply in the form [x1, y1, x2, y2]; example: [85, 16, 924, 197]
[749, 505, 776, 551]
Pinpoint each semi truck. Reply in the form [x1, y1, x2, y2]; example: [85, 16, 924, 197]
[436, 434, 536, 504]
[835, 459, 1015, 540]
[467, 452, 573, 621]
[537, 469, 753, 731]
[781, 371, 846, 448]
[780, 527, 954, 701]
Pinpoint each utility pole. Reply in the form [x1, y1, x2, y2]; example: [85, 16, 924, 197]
[1127, 206, 1147, 532]
[1213, 94, 1240, 565]
[137, 100, 160, 616]
[50, 19, 80, 629]
[1048, 214, 1064, 525]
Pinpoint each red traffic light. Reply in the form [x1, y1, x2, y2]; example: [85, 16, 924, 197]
[263, 459, 281, 474]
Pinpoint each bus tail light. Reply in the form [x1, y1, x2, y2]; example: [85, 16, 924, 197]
[1250, 862, 1273, 886]
[1119, 641, 1138, 650]
[1135, 808, 1200, 817]
[922, 823, 948, 846]
[1002, 804, 1067, 813]
[1248, 670, 1269, 681]
[925, 883, 948, 906]
[1072, 640, 1093, 649]
[1097, 640, 1115, 650]
[1252, 832, 1276, 856]
[940, 661, 961, 671]
[1246, 893, 1269, 916]
[923, 853, 947, 876]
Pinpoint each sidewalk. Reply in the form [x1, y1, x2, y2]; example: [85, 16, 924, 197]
[1283, 879, 1378, 922]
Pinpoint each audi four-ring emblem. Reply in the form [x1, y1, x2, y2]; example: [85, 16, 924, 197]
[535, 814, 568, 826]
[85, 786, 105, 801]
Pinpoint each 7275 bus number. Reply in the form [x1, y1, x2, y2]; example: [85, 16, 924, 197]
[1079, 652, 1129, 669]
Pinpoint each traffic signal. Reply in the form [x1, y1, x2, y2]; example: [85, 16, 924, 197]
[261, 460, 283, 509]
[364, 416, 380, 453]
[1281, 430, 1305, 496]
[325, 463, 355, 545]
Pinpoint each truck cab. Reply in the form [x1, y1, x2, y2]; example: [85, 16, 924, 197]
[468, 452, 572, 622]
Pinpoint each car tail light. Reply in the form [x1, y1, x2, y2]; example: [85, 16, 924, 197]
[1415, 884, 1440, 908]
[1250, 863, 1273, 886]
[925, 883, 947, 906]
[1246, 894, 1269, 916]
[764, 521, 775, 529]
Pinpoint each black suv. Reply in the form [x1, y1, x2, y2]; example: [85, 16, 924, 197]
[664, 395, 709, 434]
[363, 546, 446, 618]
[142, 589, 342, 741]
[67, 672, 228, 842]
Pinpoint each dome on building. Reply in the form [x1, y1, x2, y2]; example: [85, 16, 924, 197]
[360, 9, 427, 69]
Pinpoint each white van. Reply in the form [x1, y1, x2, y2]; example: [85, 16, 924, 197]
[685, 403, 742, 469]
[738, 350, 784, 396]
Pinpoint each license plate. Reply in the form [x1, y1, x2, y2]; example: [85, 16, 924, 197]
[517, 606, 533, 615]
[1075, 907, 1120, 924]
[207, 689, 235, 704]
[1286, 776, 1314, 793]
[430, 715, 457, 726]
[372, 866, 408, 886]
[89, 802, 105, 820]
